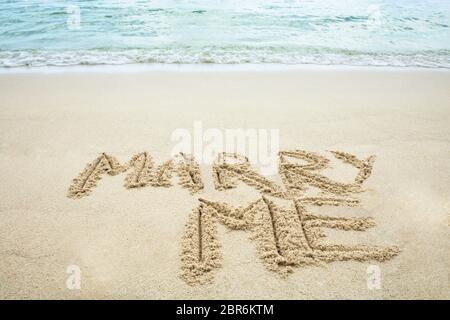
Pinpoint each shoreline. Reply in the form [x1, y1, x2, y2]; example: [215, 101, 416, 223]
[1, 63, 450, 74]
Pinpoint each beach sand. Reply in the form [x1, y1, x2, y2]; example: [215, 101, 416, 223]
[0, 66, 448, 299]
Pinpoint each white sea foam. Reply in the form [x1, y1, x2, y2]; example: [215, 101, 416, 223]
[0, 48, 449, 68]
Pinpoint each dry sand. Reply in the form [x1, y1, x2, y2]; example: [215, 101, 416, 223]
[0, 66, 448, 299]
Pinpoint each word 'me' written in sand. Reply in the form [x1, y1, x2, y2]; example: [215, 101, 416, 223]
[68, 150, 400, 285]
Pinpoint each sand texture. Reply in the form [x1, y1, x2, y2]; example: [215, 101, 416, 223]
[0, 67, 448, 299]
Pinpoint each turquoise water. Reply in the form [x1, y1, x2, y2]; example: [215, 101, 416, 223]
[0, 0, 449, 67]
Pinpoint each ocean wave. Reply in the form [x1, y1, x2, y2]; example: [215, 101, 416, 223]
[0, 48, 449, 68]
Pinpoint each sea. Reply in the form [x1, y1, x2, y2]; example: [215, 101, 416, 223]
[0, 0, 449, 68]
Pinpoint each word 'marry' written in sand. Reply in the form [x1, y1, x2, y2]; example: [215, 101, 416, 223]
[67, 150, 400, 285]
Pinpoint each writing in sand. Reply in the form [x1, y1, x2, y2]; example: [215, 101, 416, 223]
[68, 150, 400, 285]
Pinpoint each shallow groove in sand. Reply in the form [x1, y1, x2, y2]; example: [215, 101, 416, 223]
[67, 153, 126, 198]
[181, 195, 400, 285]
[68, 152, 205, 197]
